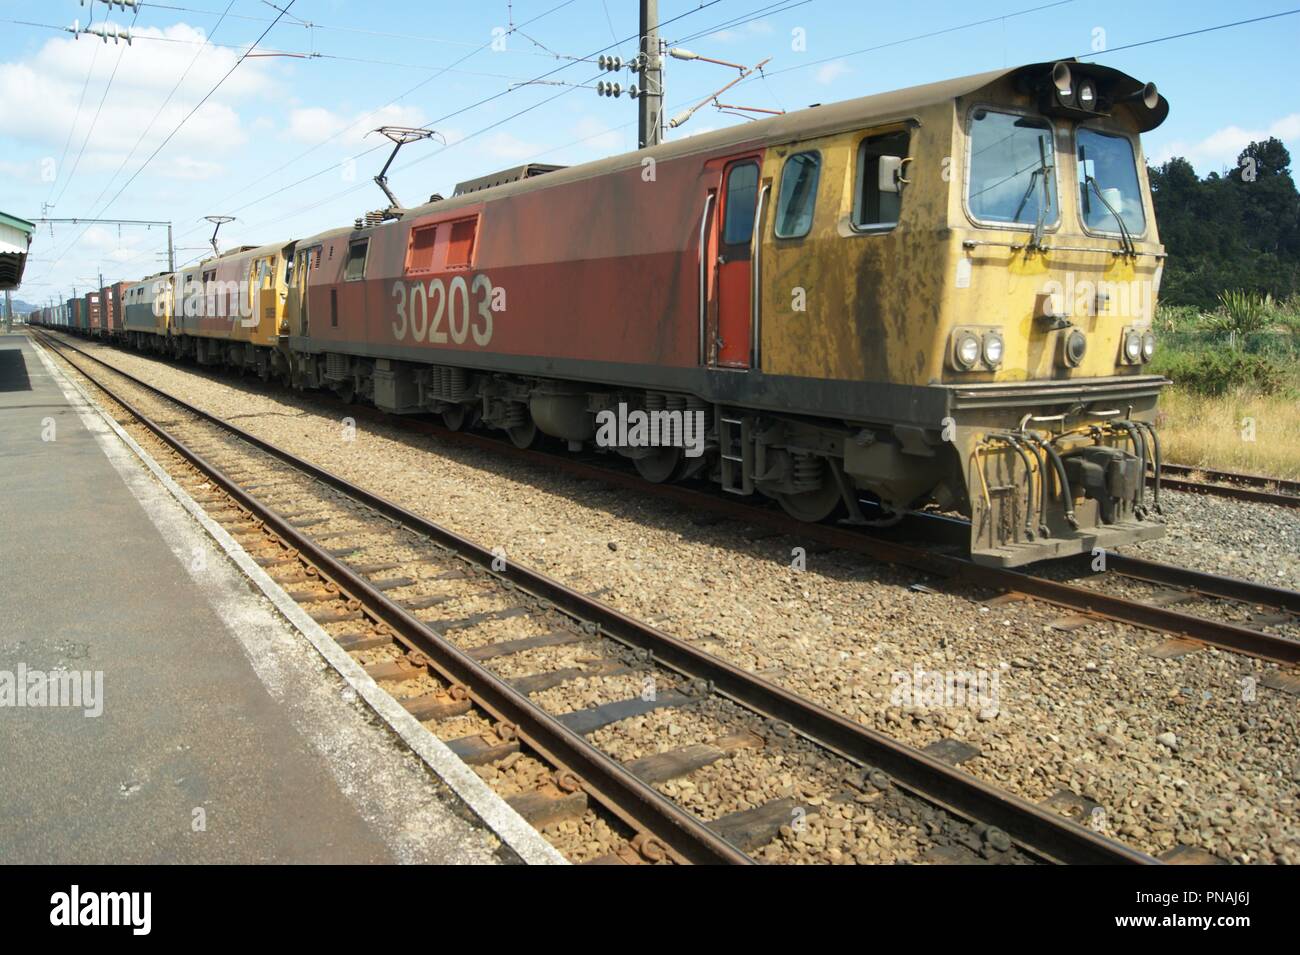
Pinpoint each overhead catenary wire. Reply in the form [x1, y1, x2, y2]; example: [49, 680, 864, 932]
[35, 0, 731, 281]
[98, 0, 733, 268]
[41, 6, 104, 213]
[49, 5, 144, 210]
[81, 0, 238, 216]
[32, 0, 301, 283]
[178, 0, 586, 226]
[44, 1, 1299, 296]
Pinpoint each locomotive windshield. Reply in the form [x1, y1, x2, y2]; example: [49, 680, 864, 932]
[966, 109, 1058, 227]
[1077, 127, 1146, 236]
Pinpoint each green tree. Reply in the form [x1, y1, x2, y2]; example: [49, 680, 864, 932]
[1149, 139, 1300, 308]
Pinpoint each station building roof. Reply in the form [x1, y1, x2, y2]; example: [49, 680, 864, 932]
[0, 211, 35, 291]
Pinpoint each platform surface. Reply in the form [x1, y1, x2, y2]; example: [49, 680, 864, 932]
[0, 333, 507, 863]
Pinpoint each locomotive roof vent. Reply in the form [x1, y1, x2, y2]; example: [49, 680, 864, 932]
[452, 163, 567, 197]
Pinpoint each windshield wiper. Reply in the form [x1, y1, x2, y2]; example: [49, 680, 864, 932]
[1012, 137, 1053, 252]
[1080, 145, 1136, 258]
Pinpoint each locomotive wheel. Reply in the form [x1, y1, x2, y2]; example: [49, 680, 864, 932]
[634, 446, 681, 483]
[673, 452, 709, 482]
[507, 419, 539, 449]
[442, 404, 467, 431]
[776, 480, 842, 523]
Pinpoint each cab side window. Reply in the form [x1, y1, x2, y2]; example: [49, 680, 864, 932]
[854, 130, 910, 230]
[774, 151, 821, 238]
[345, 239, 369, 281]
[722, 162, 759, 245]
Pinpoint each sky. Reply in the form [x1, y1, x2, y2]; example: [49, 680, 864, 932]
[2, 0, 1297, 305]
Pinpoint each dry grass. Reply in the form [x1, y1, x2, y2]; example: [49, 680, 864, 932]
[1155, 385, 1300, 479]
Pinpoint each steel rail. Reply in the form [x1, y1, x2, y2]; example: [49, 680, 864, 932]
[1160, 462, 1300, 496]
[1155, 473, 1300, 509]
[35, 329, 1157, 865]
[1104, 552, 1300, 616]
[43, 329, 1300, 667]
[36, 332, 747, 865]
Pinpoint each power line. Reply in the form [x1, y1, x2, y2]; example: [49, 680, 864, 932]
[1080, 6, 1300, 57]
[82, 0, 237, 215]
[49, 6, 143, 209]
[75, 0, 1298, 287]
[114, 0, 731, 263]
[669, 0, 813, 47]
[231, 0, 730, 224]
[758, 0, 1077, 80]
[34, 1, 300, 281]
[196, 0, 583, 221]
[139, 0, 563, 56]
[42, 9, 103, 212]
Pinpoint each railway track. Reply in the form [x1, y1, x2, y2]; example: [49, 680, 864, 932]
[40, 331, 1300, 664]
[1154, 463, 1300, 508]
[34, 329, 1156, 865]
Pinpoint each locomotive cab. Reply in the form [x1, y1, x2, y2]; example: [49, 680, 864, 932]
[749, 59, 1170, 564]
[934, 61, 1169, 563]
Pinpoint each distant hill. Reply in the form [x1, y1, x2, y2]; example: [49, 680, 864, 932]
[3, 297, 41, 316]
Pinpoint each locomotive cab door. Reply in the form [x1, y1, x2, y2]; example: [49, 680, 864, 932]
[707, 156, 763, 369]
[288, 245, 315, 337]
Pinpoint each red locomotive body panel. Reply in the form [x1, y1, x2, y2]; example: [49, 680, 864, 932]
[300, 142, 765, 374]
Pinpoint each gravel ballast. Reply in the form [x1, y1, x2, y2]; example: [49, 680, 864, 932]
[50, 335, 1300, 864]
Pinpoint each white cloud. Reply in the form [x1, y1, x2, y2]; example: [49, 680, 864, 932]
[814, 60, 851, 86]
[479, 130, 542, 162]
[0, 22, 276, 194]
[1148, 113, 1300, 173]
[283, 103, 428, 148]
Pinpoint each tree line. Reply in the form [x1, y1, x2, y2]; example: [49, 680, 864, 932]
[1148, 137, 1300, 310]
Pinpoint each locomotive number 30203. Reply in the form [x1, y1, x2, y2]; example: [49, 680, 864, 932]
[391, 275, 493, 346]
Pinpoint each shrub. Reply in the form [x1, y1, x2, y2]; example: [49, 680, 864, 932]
[1205, 289, 1275, 339]
[1153, 303, 1202, 332]
[1150, 348, 1285, 396]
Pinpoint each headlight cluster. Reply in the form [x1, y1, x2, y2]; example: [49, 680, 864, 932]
[1059, 328, 1088, 368]
[1119, 326, 1156, 365]
[950, 327, 1004, 371]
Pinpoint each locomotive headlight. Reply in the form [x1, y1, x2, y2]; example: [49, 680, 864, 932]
[954, 331, 980, 370]
[1141, 330, 1156, 362]
[982, 331, 1004, 367]
[1062, 329, 1087, 367]
[1078, 79, 1097, 110]
[1123, 329, 1142, 363]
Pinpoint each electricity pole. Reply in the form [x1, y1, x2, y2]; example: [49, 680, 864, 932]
[639, 0, 663, 148]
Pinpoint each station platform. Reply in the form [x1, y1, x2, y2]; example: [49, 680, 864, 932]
[0, 333, 515, 864]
